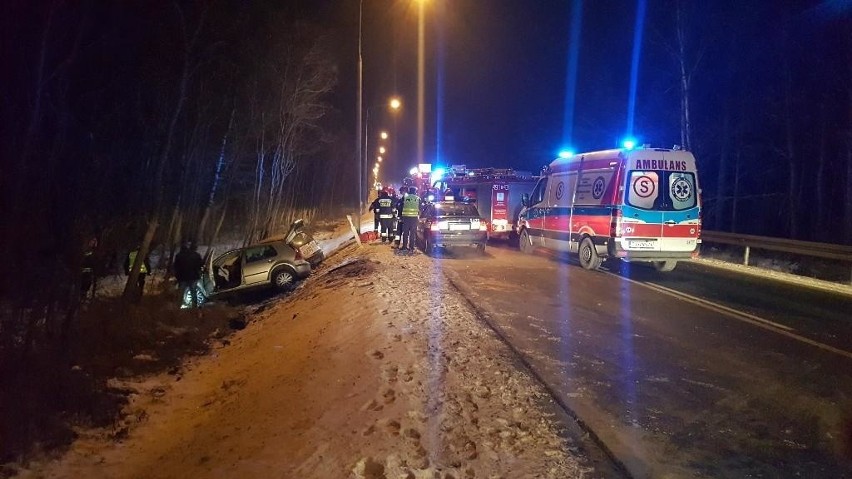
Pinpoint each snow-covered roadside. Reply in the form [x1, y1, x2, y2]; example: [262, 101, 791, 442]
[16, 238, 595, 478]
[692, 257, 852, 298]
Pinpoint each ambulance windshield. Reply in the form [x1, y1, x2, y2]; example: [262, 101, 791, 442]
[625, 170, 697, 211]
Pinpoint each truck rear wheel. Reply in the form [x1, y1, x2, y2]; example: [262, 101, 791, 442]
[578, 237, 602, 270]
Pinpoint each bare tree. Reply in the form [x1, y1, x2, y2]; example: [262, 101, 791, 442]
[123, 4, 204, 299]
[240, 29, 336, 244]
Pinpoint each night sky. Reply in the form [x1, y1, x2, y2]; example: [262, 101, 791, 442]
[351, 0, 851, 193]
[2, 0, 851, 241]
[327, 0, 851, 241]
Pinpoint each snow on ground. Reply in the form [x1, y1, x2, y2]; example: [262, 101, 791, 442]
[16, 223, 594, 478]
[693, 257, 852, 298]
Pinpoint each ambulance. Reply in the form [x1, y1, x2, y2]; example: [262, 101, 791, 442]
[517, 146, 701, 271]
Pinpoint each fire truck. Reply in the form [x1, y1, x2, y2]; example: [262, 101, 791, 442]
[428, 165, 539, 240]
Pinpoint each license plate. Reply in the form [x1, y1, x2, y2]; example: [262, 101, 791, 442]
[449, 224, 470, 231]
[300, 241, 320, 257]
[629, 240, 656, 250]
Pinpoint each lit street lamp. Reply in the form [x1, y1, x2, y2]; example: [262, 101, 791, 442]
[364, 99, 400, 206]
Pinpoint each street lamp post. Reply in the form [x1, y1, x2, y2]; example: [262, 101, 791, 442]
[357, 0, 364, 219]
[417, 0, 425, 167]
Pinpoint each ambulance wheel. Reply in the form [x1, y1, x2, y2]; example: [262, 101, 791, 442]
[653, 260, 677, 272]
[579, 237, 602, 270]
[519, 230, 533, 254]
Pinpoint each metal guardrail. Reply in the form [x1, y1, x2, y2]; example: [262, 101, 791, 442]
[700, 230, 852, 285]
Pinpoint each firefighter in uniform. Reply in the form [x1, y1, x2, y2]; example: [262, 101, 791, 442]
[368, 195, 381, 236]
[393, 188, 405, 248]
[399, 186, 421, 252]
[376, 190, 395, 243]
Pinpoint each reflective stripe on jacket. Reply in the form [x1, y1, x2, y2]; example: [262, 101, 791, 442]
[378, 198, 394, 218]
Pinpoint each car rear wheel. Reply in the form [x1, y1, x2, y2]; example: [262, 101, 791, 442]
[271, 267, 296, 291]
[519, 230, 533, 254]
[652, 260, 677, 272]
[578, 237, 602, 270]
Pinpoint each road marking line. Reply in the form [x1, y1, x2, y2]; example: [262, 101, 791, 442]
[647, 282, 794, 331]
[611, 273, 852, 361]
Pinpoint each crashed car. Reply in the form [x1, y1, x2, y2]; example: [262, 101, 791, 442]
[183, 239, 311, 307]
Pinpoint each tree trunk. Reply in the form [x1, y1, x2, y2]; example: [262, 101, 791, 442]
[123, 4, 198, 300]
[206, 200, 229, 259]
[816, 103, 826, 240]
[846, 135, 852, 244]
[732, 148, 742, 233]
[198, 107, 234, 244]
[676, 1, 692, 151]
[783, 59, 798, 239]
[714, 111, 730, 230]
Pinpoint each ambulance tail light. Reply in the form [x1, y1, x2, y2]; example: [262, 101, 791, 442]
[696, 210, 703, 237]
[610, 208, 623, 238]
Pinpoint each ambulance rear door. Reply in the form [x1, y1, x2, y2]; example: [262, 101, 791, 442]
[659, 152, 701, 253]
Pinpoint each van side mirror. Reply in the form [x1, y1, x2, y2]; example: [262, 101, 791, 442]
[521, 193, 530, 207]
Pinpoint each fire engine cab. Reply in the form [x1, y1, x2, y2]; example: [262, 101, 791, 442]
[429, 165, 539, 240]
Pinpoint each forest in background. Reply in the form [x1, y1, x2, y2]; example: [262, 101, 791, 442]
[1, 0, 352, 337]
[0, 2, 354, 460]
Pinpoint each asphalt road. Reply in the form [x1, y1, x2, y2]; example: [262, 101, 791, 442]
[435, 243, 852, 478]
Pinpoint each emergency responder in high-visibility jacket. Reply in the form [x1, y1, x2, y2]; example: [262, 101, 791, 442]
[376, 190, 395, 243]
[399, 186, 421, 252]
[124, 247, 151, 293]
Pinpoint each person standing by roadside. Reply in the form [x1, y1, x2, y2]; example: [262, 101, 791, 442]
[377, 190, 395, 243]
[393, 188, 405, 248]
[368, 194, 381, 238]
[400, 186, 421, 253]
[80, 237, 98, 300]
[124, 246, 151, 294]
[174, 239, 205, 310]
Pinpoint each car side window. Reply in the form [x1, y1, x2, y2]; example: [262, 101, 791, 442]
[245, 245, 276, 263]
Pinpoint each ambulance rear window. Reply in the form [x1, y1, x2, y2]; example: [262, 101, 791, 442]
[626, 171, 696, 211]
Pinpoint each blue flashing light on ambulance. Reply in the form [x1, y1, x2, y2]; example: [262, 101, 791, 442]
[517, 145, 702, 272]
